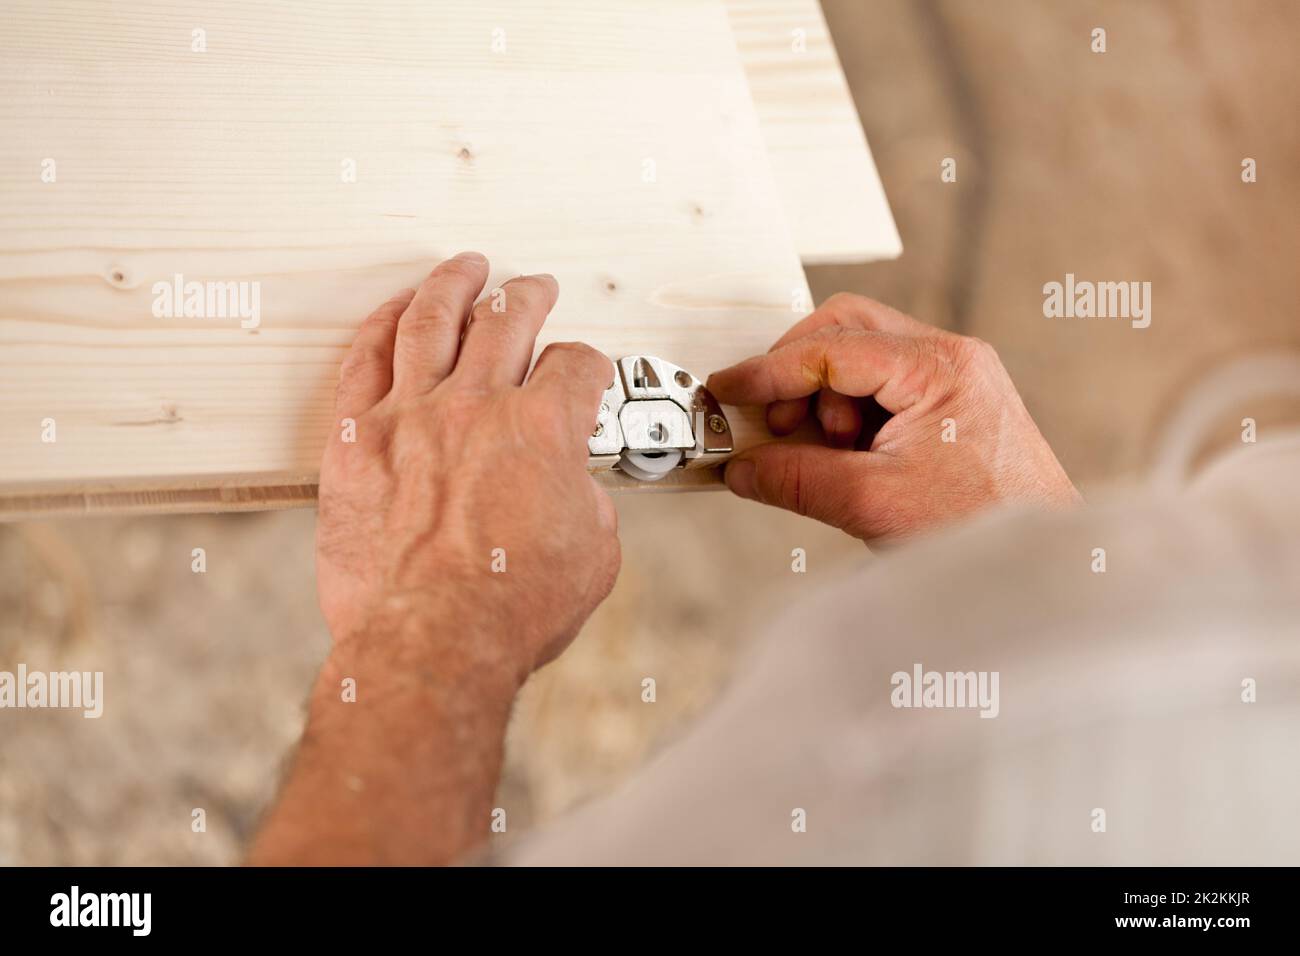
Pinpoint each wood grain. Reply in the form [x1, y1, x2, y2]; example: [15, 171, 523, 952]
[726, 0, 902, 264]
[0, 0, 811, 517]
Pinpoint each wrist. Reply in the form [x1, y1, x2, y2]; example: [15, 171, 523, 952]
[323, 590, 527, 707]
[272, 591, 520, 866]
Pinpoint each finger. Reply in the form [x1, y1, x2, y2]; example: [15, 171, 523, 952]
[815, 390, 863, 448]
[770, 292, 944, 351]
[707, 326, 935, 414]
[525, 341, 616, 442]
[456, 274, 559, 387]
[723, 442, 875, 533]
[766, 397, 810, 435]
[334, 287, 415, 420]
[391, 252, 490, 398]
[711, 294, 942, 419]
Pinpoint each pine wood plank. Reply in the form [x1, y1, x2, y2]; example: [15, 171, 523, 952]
[726, 0, 902, 264]
[0, 0, 810, 517]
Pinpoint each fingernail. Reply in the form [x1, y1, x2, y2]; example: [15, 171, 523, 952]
[724, 459, 756, 499]
[453, 251, 487, 264]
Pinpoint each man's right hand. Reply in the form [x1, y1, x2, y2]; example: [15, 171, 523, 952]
[706, 293, 1080, 541]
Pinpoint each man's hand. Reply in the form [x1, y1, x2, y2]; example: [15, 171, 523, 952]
[707, 293, 1080, 540]
[251, 253, 618, 865]
[317, 252, 619, 684]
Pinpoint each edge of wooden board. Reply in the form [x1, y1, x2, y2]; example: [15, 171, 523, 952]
[0, 468, 726, 521]
[726, 0, 903, 264]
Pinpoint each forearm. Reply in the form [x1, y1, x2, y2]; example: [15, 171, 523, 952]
[249, 607, 521, 866]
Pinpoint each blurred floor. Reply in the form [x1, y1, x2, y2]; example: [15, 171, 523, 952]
[2, 0, 1297, 863]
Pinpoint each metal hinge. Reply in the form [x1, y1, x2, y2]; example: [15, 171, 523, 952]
[588, 356, 732, 481]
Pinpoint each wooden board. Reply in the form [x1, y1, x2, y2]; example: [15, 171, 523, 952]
[0, 0, 811, 518]
[726, 0, 902, 264]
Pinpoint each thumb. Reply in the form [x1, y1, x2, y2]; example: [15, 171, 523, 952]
[723, 442, 872, 532]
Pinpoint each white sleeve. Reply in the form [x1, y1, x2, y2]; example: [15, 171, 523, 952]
[503, 439, 1300, 865]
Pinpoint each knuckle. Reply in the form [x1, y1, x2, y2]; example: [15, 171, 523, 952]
[554, 339, 601, 362]
[500, 277, 547, 312]
[810, 323, 853, 356]
[907, 337, 950, 400]
[433, 258, 482, 285]
[544, 340, 585, 356]
[941, 336, 1002, 395]
[470, 297, 505, 325]
[823, 291, 865, 315]
[546, 341, 611, 381]
[364, 301, 403, 326]
[338, 345, 390, 380]
[803, 326, 846, 387]
[411, 288, 460, 325]
[952, 334, 999, 367]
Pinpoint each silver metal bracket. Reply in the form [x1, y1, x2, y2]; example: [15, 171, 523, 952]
[588, 356, 732, 481]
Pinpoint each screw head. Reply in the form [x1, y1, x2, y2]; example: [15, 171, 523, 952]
[707, 414, 728, 434]
[592, 422, 604, 438]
